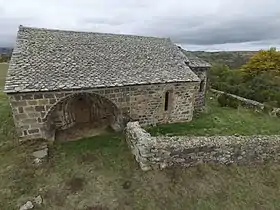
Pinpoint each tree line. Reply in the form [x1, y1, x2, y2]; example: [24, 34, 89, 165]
[0, 54, 11, 63]
[209, 47, 280, 107]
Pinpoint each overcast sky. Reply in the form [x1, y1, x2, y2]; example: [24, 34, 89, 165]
[0, 0, 279, 51]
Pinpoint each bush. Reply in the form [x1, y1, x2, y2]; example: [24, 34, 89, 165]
[217, 94, 228, 107]
[227, 97, 239, 109]
[217, 93, 239, 109]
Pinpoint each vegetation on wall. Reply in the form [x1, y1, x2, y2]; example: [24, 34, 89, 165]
[208, 47, 280, 107]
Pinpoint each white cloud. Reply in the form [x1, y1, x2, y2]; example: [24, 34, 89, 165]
[0, 0, 279, 50]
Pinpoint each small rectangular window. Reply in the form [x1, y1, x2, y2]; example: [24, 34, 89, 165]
[164, 91, 169, 111]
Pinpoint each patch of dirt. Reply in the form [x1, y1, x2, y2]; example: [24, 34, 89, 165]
[80, 153, 98, 163]
[56, 123, 109, 142]
[65, 177, 85, 193]
[122, 180, 132, 189]
[85, 205, 109, 210]
[44, 189, 68, 207]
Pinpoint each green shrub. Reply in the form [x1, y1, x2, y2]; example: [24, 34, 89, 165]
[217, 94, 228, 107]
[217, 93, 239, 109]
[227, 97, 239, 109]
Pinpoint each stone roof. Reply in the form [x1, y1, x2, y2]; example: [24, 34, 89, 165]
[178, 47, 211, 68]
[5, 26, 201, 93]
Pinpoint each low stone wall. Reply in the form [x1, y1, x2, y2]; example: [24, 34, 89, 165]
[210, 89, 265, 110]
[126, 122, 280, 171]
[125, 122, 155, 171]
[210, 89, 280, 117]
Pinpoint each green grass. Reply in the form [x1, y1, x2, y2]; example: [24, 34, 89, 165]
[0, 63, 8, 89]
[2, 87, 280, 209]
[147, 96, 280, 136]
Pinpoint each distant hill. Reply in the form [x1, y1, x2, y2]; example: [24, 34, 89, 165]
[0, 48, 12, 62]
[0, 47, 12, 56]
[187, 51, 257, 69]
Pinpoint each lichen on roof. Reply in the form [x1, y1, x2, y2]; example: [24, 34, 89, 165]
[5, 26, 201, 93]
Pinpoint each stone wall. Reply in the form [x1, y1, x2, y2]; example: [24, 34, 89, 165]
[126, 122, 280, 171]
[211, 88, 280, 116]
[191, 67, 208, 111]
[211, 89, 265, 110]
[8, 82, 199, 140]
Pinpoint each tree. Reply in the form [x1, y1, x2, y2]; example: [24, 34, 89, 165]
[208, 47, 280, 107]
[241, 47, 280, 78]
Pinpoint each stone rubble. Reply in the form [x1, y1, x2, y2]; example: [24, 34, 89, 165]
[33, 195, 43, 205]
[19, 201, 33, 210]
[126, 121, 280, 171]
[32, 145, 48, 165]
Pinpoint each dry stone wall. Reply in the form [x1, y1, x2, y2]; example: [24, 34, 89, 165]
[211, 89, 265, 110]
[211, 88, 280, 116]
[9, 82, 199, 140]
[126, 122, 280, 171]
[191, 68, 208, 111]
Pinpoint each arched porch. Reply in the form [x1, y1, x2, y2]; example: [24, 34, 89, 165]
[42, 92, 126, 141]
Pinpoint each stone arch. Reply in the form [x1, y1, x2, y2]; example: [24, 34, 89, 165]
[42, 92, 125, 141]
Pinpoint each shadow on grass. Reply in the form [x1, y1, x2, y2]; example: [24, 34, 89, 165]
[53, 132, 126, 156]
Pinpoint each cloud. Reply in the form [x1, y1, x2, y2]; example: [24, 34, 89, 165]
[0, 0, 280, 50]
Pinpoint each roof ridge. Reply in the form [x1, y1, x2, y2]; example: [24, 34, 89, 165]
[18, 25, 169, 40]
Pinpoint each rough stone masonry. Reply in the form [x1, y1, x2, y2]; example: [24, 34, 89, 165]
[9, 82, 199, 140]
[126, 122, 280, 171]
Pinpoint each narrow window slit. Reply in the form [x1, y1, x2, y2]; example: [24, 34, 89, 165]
[164, 91, 169, 111]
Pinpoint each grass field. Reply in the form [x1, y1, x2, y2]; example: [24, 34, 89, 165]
[1, 66, 280, 209]
[0, 63, 8, 89]
[147, 97, 280, 136]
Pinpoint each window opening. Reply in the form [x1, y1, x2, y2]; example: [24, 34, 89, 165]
[164, 91, 169, 111]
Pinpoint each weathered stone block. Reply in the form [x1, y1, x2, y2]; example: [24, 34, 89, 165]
[43, 93, 54, 99]
[35, 106, 45, 112]
[54, 93, 65, 99]
[21, 94, 34, 100]
[27, 112, 41, 118]
[18, 107, 24, 113]
[11, 101, 27, 107]
[38, 99, 49, 105]
[27, 100, 38, 106]
[34, 93, 43, 99]
[28, 128, 40, 134]
[14, 113, 28, 120]
[24, 106, 35, 113]
[49, 99, 56, 104]
[21, 118, 38, 124]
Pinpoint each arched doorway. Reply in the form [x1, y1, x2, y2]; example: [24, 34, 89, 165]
[43, 92, 125, 141]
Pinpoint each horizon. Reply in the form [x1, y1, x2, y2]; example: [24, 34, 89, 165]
[0, 0, 279, 51]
